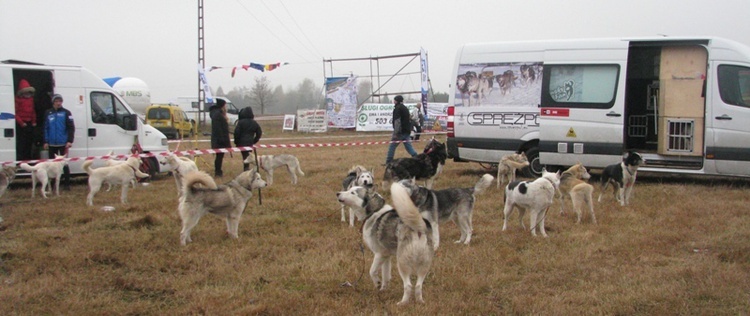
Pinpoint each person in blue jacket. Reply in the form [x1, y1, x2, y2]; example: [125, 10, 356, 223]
[43, 94, 75, 189]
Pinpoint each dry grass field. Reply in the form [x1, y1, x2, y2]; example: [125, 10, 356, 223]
[1, 119, 749, 315]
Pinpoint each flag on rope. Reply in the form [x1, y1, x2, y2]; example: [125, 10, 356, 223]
[205, 62, 290, 77]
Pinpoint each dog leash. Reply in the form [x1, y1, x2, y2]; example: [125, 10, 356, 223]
[252, 145, 262, 205]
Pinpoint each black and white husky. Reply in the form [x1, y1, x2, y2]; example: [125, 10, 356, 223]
[597, 151, 645, 206]
[397, 173, 494, 246]
[502, 169, 561, 237]
[336, 183, 435, 305]
[339, 165, 375, 226]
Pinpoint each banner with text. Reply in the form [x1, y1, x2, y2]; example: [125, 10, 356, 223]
[355, 102, 449, 132]
[297, 109, 327, 133]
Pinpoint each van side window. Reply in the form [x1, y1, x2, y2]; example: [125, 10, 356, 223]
[718, 65, 750, 108]
[542, 64, 619, 109]
[90, 92, 133, 129]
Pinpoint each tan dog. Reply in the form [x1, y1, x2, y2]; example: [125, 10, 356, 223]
[558, 163, 596, 224]
[19, 154, 67, 198]
[496, 152, 529, 188]
[0, 165, 17, 199]
[83, 156, 150, 206]
[159, 150, 199, 196]
[178, 169, 267, 245]
[103, 151, 137, 191]
[244, 154, 304, 185]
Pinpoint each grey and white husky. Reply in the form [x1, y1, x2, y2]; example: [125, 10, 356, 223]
[397, 173, 494, 246]
[336, 183, 436, 305]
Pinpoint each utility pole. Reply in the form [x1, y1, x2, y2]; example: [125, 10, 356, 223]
[197, 0, 206, 125]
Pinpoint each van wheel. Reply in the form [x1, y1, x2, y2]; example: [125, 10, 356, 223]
[523, 147, 544, 178]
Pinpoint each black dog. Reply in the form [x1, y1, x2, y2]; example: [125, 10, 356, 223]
[597, 151, 645, 206]
[382, 138, 447, 189]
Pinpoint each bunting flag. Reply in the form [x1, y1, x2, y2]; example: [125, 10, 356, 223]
[202, 62, 289, 78]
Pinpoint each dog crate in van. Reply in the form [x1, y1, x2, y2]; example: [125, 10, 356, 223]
[657, 46, 706, 156]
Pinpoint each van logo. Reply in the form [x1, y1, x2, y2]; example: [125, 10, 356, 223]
[467, 112, 539, 127]
[541, 108, 570, 117]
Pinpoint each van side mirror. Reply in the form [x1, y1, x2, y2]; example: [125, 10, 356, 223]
[123, 114, 138, 131]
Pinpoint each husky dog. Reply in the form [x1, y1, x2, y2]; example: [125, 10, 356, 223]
[336, 183, 435, 305]
[160, 150, 199, 196]
[0, 165, 17, 199]
[339, 165, 375, 226]
[398, 173, 494, 246]
[496, 152, 529, 188]
[558, 163, 596, 224]
[598, 151, 645, 206]
[502, 169, 561, 237]
[19, 154, 67, 198]
[383, 138, 447, 189]
[178, 169, 267, 246]
[244, 154, 305, 185]
[83, 156, 150, 206]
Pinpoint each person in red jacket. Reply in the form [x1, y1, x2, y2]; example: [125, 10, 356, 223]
[15, 79, 37, 161]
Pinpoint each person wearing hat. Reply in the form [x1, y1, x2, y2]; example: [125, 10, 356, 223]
[15, 79, 37, 160]
[43, 94, 75, 189]
[385, 95, 417, 165]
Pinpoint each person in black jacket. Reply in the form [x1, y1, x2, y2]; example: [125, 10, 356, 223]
[385, 95, 417, 165]
[234, 107, 262, 171]
[209, 98, 231, 177]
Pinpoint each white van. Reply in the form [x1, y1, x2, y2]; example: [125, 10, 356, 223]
[1, 60, 170, 175]
[447, 37, 750, 178]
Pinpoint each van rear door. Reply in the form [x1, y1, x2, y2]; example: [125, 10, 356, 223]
[539, 39, 629, 168]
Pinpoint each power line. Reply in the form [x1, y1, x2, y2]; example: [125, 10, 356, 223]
[258, 0, 321, 60]
[278, 0, 324, 58]
[232, 0, 313, 63]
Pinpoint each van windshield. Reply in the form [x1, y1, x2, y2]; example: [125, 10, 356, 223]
[147, 108, 171, 119]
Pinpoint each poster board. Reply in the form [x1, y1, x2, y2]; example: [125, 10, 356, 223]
[282, 114, 295, 131]
[297, 109, 327, 133]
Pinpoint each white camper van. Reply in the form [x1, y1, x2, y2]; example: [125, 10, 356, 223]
[1, 60, 170, 175]
[447, 37, 750, 178]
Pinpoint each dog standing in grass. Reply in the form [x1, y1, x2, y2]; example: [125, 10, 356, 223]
[19, 154, 67, 198]
[496, 152, 529, 188]
[83, 156, 150, 206]
[0, 165, 17, 200]
[598, 151, 645, 206]
[244, 154, 305, 185]
[558, 163, 596, 224]
[502, 169, 561, 237]
[160, 150, 199, 196]
[339, 165, 375, 226]
[178, 169, 267, 246]
[336, 183, 436, 305]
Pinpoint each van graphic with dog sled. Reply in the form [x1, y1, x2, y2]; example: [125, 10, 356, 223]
[447, 37, 750, 178]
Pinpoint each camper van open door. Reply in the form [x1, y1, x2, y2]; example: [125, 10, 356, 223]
[539, 41, 629, 169]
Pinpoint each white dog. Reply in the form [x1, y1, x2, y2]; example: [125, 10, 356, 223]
[339, 165, 375, 226]
[19, 154, 67, 198]
[83, 156, 150, 206]
[243, 154, 305, 185]
[103, 151, 137, 191]
[496, 152, 529, 188]
[502, 169, 561, 237]
[159, 150, 199, 196]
